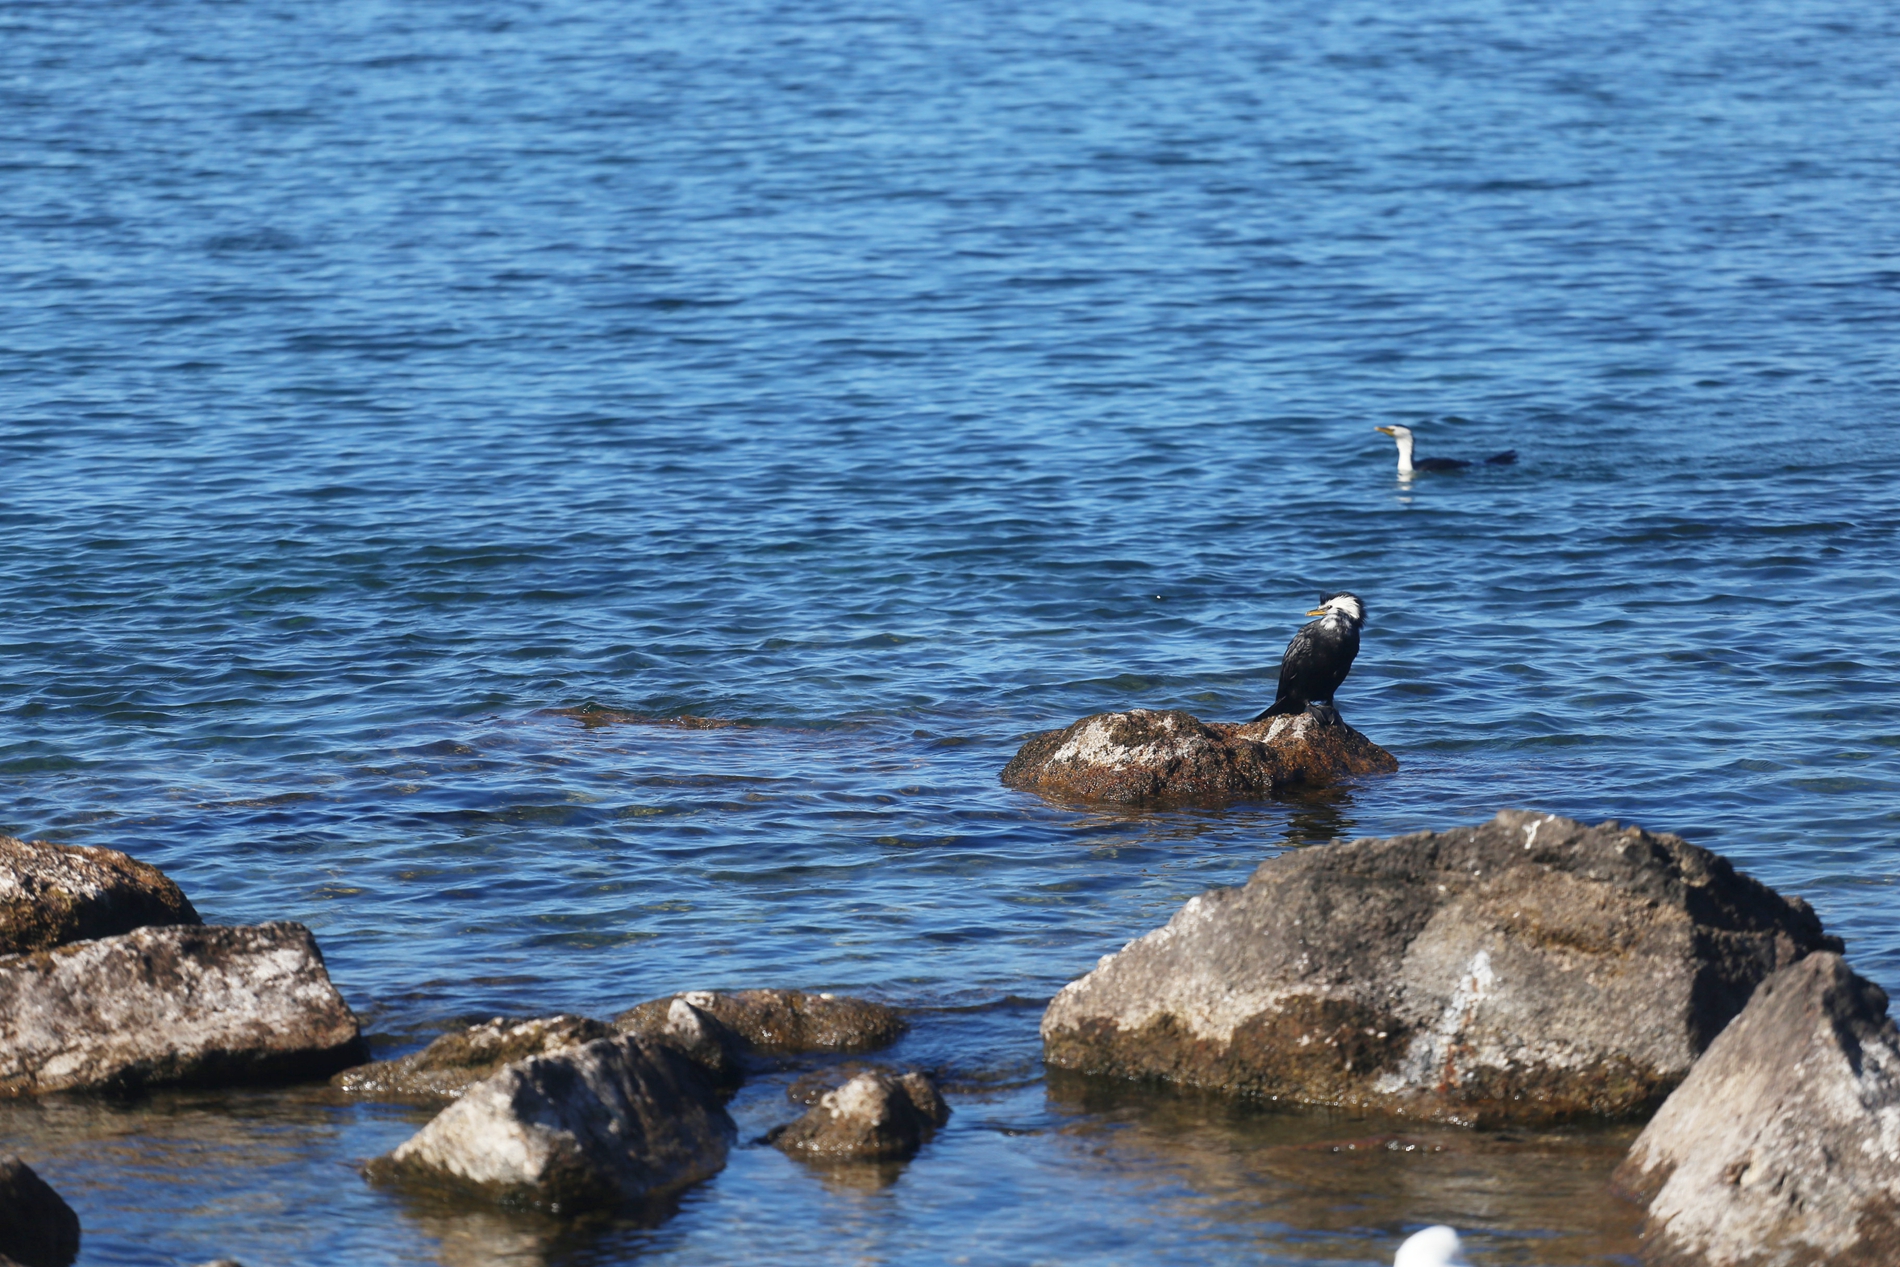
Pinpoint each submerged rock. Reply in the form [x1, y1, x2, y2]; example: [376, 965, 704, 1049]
[614, 989, 904, 1056]
[0, 922, 367, 1097]
[367, 1034, 734, 1212]
[1, 834, 200, 957]
[333, 1015, 612, 1100]
[1042, 811, 1839, 1124]
[1615, 952, 1900, 1266]
[772, 1070, 950, 1161]
[0, 1156, 80, 1267]
[1000, 708, 1396, 806]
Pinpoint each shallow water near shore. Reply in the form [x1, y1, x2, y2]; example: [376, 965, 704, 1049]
[3, 0, 1899, 1262]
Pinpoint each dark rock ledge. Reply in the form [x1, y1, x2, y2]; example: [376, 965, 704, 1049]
[1041, 810, 1838, 1125]
[0, 1155, 80, 1267]
[1001, 708, 1397, 805]
[1614, 952, 1900, 1267]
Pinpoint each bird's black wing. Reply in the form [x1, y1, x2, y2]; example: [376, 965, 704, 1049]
[1416, 456, 1470, 471]
[1253, 622, 1325, 720]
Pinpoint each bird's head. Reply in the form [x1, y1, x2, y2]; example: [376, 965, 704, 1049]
[1309, 592, 1366, 626]
[1393, 1225, 1472, 1267]
[1375, 424, 1415, 443]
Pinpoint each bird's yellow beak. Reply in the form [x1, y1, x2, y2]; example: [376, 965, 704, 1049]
[1307, 606, 1328, 616]
[1375, 426, 1396, 435]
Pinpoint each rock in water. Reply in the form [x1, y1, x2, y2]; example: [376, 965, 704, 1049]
[0, 1155, 81, 1267]
[333, 1015, 613, 1100]
[1615, 952, 1900, 1266]
[614, 989, 904, 1055]
[0, 923, 367, 1097]
[1, 834, 200, 957]
[999, 708, 1396, 805]
[772, 1070, 950, 1161]
[367, 1035, 734, 1211]
[1041, 811, 1839, 1124]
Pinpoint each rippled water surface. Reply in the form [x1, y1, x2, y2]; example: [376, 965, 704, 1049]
[4, 0, 1899, 1262]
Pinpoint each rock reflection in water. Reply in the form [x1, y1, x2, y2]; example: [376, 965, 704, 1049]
[1045, 1071, 1643, 1265]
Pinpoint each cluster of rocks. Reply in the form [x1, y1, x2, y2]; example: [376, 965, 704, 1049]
[351, 988, 947, 1209]
[1001, 707, 1397, 805]
[1039, 809, 1900, 1265]
[1, 832, 370, 1265]
[1, 830, 949, 1252]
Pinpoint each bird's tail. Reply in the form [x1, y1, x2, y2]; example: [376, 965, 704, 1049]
[1484, 449, 1518, 465]
[1251, 698, 1299, 722]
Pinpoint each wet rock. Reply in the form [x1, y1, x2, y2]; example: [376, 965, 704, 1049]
[614, 989, 904, 1056]
[1, 834, 200, 957]
[333, 1015, 612, 1100]
[1042, 811, 1839, 1124]
[0, 1156, 80, 1267]
[0, 922, 368, 1097]
[786, 1061, 893, 1106]
[771, 1070, 950, 1161]
[1000, 707, 1395, 806]
[367, 1034, 734, 1212]
[1614, 952, 1900, 1266]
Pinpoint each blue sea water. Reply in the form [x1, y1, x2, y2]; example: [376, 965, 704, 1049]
[3, 0, 1899, 1262]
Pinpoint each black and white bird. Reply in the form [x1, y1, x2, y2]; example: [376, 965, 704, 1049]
[1375, 423, 1516, 475]
[1252, 592, 1365, 724]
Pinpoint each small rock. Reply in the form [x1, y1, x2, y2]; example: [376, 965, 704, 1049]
[614, 989, 904, 1055]
[0, 1156, 80, 1267]
[1000, 707, 1395, 806]
[1042, 811, 1839, 1124]
[1615, 952, 1900, 1265]
[786, 1061, 893, 1106]
[772, 1070, 950, 1161]
[366, 1034, 734, 1211]
[0, 922, 368, 1097]
[1, 834, 200, 957]
[333, 1015, 612, 1099]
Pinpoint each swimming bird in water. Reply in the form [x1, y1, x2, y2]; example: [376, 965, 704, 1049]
[1393, 1225, 1473, 1267]
[1252, 592, 1365, 724]
[1376, 423, 1516, 475]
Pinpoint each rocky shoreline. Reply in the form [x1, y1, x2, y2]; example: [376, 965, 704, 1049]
[5, 815, 1898, 1265]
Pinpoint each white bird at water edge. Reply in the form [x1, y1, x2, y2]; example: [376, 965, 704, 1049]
[1393, 1225, 1474, 1267]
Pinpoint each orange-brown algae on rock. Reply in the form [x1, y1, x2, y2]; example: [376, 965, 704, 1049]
[999, 707, 1396, 807]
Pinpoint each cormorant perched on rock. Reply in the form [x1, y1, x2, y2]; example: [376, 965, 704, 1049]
[1376, 423, 1516, 475]
[1253, 592, 1365, 723]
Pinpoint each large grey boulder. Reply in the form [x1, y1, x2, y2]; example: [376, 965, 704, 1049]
[0, 923, 367, 1096]
[614, 988, 904, 1056]
[334, 1015, 611, 1100]
[1615, 952, 1900, 1265]
[1042, 811, 1838, 1124]
[772, 1070, 950, 1161]
[1000, 708, 1396, 806]
[366, 1034, 734, 1211]
[0, 1156, 80, 1267]
[1, 834, 199, 957]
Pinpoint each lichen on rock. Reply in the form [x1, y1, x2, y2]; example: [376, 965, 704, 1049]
[614, 988, 904, 1055]
[771, 1069, 950, 1162]
[1041, 811, 1838, 1124]
[1, 834, 200, 957]
[0, 922, 368, 1097]
[333, 1015, 612, 1100]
